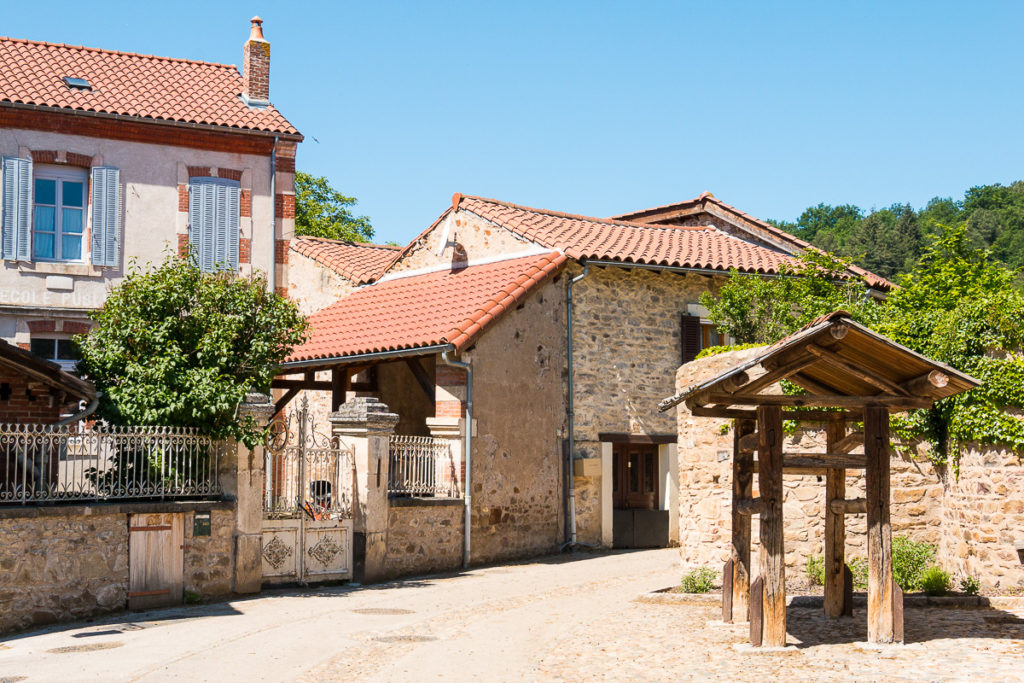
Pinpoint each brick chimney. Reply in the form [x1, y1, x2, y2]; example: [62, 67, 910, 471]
[242, 16, 270, 107]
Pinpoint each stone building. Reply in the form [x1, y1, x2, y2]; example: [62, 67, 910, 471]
[0, 17, 301, 357]
[283, 192, 889, 573]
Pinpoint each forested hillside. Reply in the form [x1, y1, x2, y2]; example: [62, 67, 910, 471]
[769, 182, 1024, 280]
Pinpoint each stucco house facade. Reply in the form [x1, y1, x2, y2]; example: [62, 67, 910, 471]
[283, 192, 887, 571]
[0, 18, 301, 366]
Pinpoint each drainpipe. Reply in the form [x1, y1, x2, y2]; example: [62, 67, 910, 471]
[563, 261, 590, 549]
[54, 394, 99, 427]
[441, 349, 473, 569]
[268, 136, 278, 294]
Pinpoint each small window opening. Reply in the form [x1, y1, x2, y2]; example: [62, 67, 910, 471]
[63, 77, 91, 91]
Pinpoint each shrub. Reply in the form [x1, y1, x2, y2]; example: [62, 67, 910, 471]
[960, 575, 981, 595]
[920, 566, 952, 596]
[680, 567, 717, 593]
[849, 557, 869, 591]
[805, 555, 825, 586]
[892, 537, 937, 591]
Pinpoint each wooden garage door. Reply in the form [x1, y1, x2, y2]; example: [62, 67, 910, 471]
[128, 513, 184, 610]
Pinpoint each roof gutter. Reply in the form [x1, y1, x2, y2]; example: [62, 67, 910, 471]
[277, 343, 454, 372]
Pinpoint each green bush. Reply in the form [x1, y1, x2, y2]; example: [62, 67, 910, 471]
[892, 536, 937, 591]
[920, 566, 952, 596]
[680, 567, 717, 593]
[805, 555, 825, 586]
[849, 557, 869, 591]
[960, 575, 981, 595]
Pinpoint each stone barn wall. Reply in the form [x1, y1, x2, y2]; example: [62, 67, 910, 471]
[385, 500, 465, 578]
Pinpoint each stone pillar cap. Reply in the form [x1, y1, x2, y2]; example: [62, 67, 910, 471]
[330, 396, 399, 432]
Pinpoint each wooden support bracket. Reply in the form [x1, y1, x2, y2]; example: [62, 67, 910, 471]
[829, 497, 868, 514]
[735, 497, 763, 516]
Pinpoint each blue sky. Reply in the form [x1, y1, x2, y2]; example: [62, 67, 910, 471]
[6, 1, 1024, 244]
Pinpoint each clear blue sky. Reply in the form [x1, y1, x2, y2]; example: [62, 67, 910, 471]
[6, 1, 1023, 244]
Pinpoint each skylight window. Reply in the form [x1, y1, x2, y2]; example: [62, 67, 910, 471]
[63, 77, 91, 91]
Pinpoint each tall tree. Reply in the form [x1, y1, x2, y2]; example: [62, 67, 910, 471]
[294, 172, 374, 242]
[843, 204, 922, 279]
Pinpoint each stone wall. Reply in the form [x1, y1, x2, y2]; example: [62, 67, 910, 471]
[389, 209, 537, 274]
[0, 502, 236, 633]
[385, 500, 465, 578]
[570, 263, 727, 544]
[940, 444, 1024, 591]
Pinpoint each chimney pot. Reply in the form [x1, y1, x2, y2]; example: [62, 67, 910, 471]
[242, 16, 270, 107]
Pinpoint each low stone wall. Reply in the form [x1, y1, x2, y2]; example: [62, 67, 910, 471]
[0, 501, 236, 634]
[385, 499, 465, 578]
[941, 444, 1024, 591]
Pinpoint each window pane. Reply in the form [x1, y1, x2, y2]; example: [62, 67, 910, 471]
[34, 178, 56, 205]
[61, 234, 82, 261]
[56, 339, 79, 361]
[62, 207, 83, 234]
[34, 232, 55, 259]
[62, 181, 84, 208]
[30, 338, 54, 358]
[34, 206, 55, 231]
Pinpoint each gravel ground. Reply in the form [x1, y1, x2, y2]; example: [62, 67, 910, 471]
[3, 548, 1024, 682]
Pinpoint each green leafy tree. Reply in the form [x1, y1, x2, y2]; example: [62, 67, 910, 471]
[76, 255, 307, 446]
[294, 171, 374, 242]
[792, 203, 864, 245]
[699, 250, 879, 345]
[843, 204, 922, 279]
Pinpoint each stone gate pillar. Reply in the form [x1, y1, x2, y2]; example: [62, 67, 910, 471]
[330, 396, 399, 583]
[231, 392, 275, 594]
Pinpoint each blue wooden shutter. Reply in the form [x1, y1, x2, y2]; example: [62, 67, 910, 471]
[189, 178, 239, 272]
[2, 156, 33, 261]
[90, 166, 120, 267]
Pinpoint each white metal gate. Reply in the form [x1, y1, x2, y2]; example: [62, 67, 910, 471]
[261, 398, 354, 584]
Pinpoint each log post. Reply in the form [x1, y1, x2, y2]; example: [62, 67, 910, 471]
[824, 417, 846, 618]
[731, 418, 756, 623]
[865, 405, 895, 643]
[722, 558, 734, 623]
[749, 575, 764, 646]
[842, 564, 853, 617]
[757, 405, 786, 647]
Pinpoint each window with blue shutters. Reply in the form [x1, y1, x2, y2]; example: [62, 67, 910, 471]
[188, 177, 240, 272]
[90, 166, 120, 267]
[33, 165, 88, 262]
[1, 156, 33, 261]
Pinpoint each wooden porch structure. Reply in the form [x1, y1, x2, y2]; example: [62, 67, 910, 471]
[659, 311, 979, 646]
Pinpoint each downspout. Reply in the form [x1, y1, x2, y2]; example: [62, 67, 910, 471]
[268, 136, 278, 294]
[563, 261, 590, 549]
[441, 349, 473, 569]
[54, 394, 99, 427]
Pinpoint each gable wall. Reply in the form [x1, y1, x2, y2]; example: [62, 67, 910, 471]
[287, 250, 361, 317]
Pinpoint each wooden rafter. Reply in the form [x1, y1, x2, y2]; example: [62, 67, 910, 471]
[404, 357, 435, 402]
[805, 343, 910, 396]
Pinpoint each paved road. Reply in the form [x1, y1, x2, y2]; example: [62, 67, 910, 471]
[0, 549, 679, 682]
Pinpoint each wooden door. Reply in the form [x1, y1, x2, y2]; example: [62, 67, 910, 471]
[612, 444, 658, 510]
[128, 513, 184, 610]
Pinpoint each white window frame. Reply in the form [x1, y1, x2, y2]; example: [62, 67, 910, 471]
[33, 165, 88, 263]
[29, 335, 79, 372]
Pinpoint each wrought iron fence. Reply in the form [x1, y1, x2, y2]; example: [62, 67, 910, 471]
[264, 400, 354, 520]
[0, 423, 223, 505]
[388, 435, 460, 498]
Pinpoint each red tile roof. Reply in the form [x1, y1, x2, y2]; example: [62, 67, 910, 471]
[287, 252, 567, 364]
[290, 237, 401, 285]
[0, 37, 298, 135]
[453, 195, 799, 275]
[611, 192, 894, 289]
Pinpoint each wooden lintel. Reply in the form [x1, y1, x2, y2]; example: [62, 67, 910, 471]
[404, 357, 435, 402]
[805, 343, 911, 396]
[691, 406, 860, 422]
[900, 370, 949, 395]
[271, 379, 333, 391]
[829, 497, 868, 515]
[785, 453, 867, 469]
[735, 496, 763, 515]
[833, 431, 864, 454]
[707, 392, 932, 410]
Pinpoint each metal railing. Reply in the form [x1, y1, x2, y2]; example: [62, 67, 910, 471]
[0, 423, 223, 505]
[264, 440, 354, 519]
[388, 435, 460, 498]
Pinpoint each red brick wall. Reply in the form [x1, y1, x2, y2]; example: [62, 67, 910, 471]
[274, 239, 289, 264]
[275, 194, 294, 219]
[0, 375, 63, 424]
[240, 190, 252, 218]
[239, 238, 251, 264]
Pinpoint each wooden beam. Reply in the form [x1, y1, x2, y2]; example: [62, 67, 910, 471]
[865, 404, 896, 643]
[404, 357, 435, 402]
[731, 418, 756, 623]
[273, 387, 300, 416]
[733, 355, 816, 396]
[787, 372, 839, 396]
[829, 497, 868, 514]
[749, 575, 763, 647]
[738, 432, 759, 453]
[900, 370, 949, 395]
[722, 558, 734, 623]
[720, 371, 751, 394]
[783, 453, 867, 469]
[707, 393, 932, 410]
[805, 343, 911, 396]
[824, 418, 846, 619]
[735, 496, 763, 516]
[331, 367, 350, 412]
[829, 323, 849, 340]
[833, 431, 864, 454]
[757, 404, 786, 647]
[692, 405, 861, 422]
[270, 379, 333, 391]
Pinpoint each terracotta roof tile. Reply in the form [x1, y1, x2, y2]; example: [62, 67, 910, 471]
[0, 37, 298, 134]
[611, 192, 894, 289]
[290, 237, 400, 285]
[287, 252, 567, 364]
[455, 195, 799, 275]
